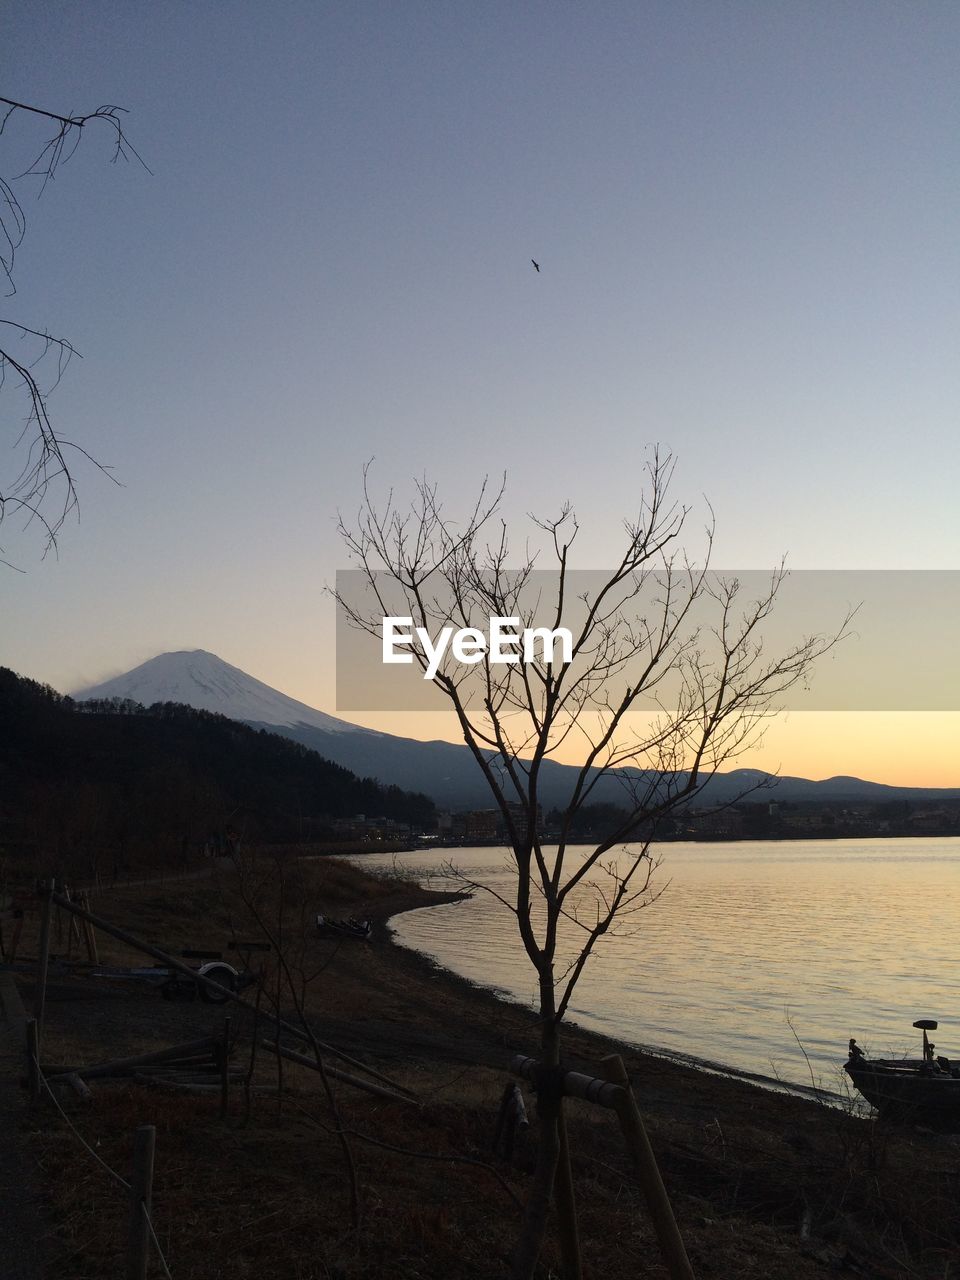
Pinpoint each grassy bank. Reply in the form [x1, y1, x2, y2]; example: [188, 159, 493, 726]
[11, 854, 959, 1278]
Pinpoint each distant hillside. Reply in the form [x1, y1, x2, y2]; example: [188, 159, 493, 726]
[74, 650, 960, 811]
[265, 719, 960, 811]
[0, 667, 434, 877]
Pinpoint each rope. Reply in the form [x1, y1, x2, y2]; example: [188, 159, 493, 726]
[35, 1057, 174, 1276]
[142, 1201, 174, 1279]
[36, 1057, 130, 1189]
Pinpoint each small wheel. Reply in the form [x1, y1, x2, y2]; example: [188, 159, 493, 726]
[197, 962, 237, 1003]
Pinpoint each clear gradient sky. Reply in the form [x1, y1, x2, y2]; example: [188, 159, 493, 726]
[2, 2, 958, 785]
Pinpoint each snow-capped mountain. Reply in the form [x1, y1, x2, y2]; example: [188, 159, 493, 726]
[72, 650, 960, 811]
[74, 649, 369, 736]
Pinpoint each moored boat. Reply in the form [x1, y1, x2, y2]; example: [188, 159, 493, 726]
[845, 1019, 960, 1127]
[315, 913, 372, 941]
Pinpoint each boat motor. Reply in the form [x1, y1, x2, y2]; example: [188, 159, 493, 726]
[913, 1018, 938, 1064]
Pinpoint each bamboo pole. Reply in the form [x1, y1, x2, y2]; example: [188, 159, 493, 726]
[50, 890, 417, 1099]
[598, 1056, 695, 1280]
[262, 1040, 419, 1106]
[510, 1054, 695, 1280]
[509, 1055, 624, 1111]
[127, 1125, 155, 1280]
[46, 1035, 219, 1080]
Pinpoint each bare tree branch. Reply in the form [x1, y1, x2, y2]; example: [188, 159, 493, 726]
[337, 453, 852, 1278]
[1, 95, 145, 560]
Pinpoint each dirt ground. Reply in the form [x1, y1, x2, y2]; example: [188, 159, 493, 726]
[7, 854, 960, 1279]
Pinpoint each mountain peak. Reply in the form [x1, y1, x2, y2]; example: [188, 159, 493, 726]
[74, 650, 367, 736]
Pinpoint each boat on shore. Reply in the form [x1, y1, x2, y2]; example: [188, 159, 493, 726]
[845, 1019, 960, 1126]
[316, 913, 372, 941]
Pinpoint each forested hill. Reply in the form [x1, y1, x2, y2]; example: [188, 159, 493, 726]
[0, 667, 434, 874]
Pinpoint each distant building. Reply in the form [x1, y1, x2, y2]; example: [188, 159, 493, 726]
[465, 809, 498, 841]
[504, 801, 543, 841]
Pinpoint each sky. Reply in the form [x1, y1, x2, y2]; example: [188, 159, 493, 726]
[2, 2, 959, 786]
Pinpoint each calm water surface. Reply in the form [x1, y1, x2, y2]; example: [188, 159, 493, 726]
[356, 838, 960, 1092]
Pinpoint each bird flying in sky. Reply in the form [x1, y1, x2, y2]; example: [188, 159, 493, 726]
[531, 259, 540, 272]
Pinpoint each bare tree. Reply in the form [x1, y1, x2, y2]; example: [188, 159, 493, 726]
[0, 95, 147, 561]
[337, 452, 849, 1276]
[224, 847, 362, 1226]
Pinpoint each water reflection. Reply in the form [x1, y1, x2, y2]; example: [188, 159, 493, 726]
[354, 838, 960, 1090]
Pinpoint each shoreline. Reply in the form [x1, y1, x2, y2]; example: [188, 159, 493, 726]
[17, 855, 959, 1278]
[338, 860, 846, 1133]
[396, 830, 960, 851]
[386, 912, 840, 1104]
[368, 865, 843, 1110]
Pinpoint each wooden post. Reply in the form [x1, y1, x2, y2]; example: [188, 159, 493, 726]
[9, 911, 24, 962]
[126, 1124, 156, 1280]
[25, 1018, 40, 1103]
[598, 1056, 695, 1280]
[79, 891, 99, 963]
[555, 1101, 583, 1280]
[64, 886, 81, 958]
[34, 880, 54, 1044]
[219, 1016, 231, 1118]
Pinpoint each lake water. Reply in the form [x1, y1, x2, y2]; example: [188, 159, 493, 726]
[355, 838, 960, 1094]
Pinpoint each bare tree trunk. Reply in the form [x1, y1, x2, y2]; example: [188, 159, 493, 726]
[338, 463, 845, 1277]
[512, 979, 563, 1280]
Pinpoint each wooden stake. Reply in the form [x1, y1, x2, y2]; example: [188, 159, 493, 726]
[127, 1125, 156, 1280]
[79, 891, 99, 962]
[555, 1101, 583, 1280]
[9, 911, 23, 962]
[598, 1056, 695, 1280]
[63, 885, 82, 958]
[25, 1018, 40, 1103]
[34, 880, 54, 1044]
[219, 1016, 231, 1118]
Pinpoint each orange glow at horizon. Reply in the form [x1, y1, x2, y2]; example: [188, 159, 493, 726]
[337, 709, 960, 790]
